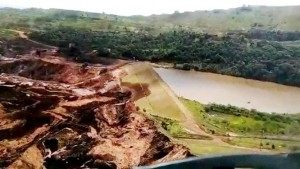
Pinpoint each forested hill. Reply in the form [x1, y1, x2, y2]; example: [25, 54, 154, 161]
[141, 6, 300, 33]
[1, 6, 300, 87]
[1, 6, 300, 33]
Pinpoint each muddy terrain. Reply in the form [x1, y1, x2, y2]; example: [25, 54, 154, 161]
[0, 53, 189, 169]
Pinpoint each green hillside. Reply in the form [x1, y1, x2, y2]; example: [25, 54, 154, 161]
[1, 6, 300, 33]
[180, 97, 300, 152]
[28, 28, 300, 87]
[143, 6, 300, 33]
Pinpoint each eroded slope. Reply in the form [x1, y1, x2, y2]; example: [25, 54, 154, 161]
[0, 55, 188, 169]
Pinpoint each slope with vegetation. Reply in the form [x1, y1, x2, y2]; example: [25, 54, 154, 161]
[144, 6, 300, 33]
[29, 27, 300, 87]
[2, 6, 300, 33]
[180, 97, 300, 152]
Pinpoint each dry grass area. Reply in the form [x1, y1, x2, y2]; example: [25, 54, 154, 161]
[121, 62, 186, 121]
[181, 139, 263, 156]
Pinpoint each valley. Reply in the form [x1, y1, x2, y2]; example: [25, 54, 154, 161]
[0, 5, 300, 168]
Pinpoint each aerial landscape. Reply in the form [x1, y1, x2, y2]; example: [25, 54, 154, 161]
[0, 2, 300, 169]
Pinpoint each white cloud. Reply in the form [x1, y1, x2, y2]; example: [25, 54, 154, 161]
[1, 0, 300, 16]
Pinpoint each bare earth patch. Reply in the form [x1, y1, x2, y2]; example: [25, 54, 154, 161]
[0, 55, 189, 169]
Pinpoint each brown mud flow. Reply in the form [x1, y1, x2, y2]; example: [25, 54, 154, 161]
[121, 82, 151, 101]
[0, 54, 188, 169]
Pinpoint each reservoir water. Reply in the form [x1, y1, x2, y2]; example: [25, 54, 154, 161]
[154, 68, 300, 114]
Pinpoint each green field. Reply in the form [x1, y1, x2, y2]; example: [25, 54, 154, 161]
[0, 29, 18, 40]
[180, 97, 300, 136]
[180, 97, 300, 152]
[181, 139, 259, 156]
[225, 137, 300, 152]
[179, 97, 225, 135]
[152, 115, 212, 140]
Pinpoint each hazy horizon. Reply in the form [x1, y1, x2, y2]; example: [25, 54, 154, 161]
[1, 0, 300, 16]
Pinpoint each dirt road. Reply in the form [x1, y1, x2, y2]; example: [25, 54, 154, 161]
[8, 29, 58, 49]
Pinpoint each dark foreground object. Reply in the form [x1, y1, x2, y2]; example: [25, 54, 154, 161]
[136, 153, 300, 169]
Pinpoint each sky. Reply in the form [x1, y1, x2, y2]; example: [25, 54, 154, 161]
[1, 0, 300, 16]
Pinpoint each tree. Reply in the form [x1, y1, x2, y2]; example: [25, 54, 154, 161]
[271, 144, 276, 149]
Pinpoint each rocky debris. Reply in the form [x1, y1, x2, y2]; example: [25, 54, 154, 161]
[0, 55, 189, 169]
[7, 145, 44, 169]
